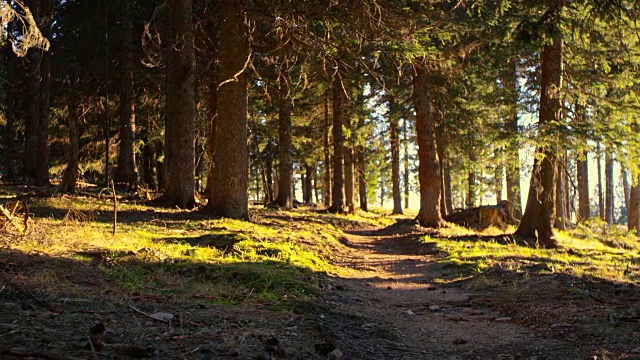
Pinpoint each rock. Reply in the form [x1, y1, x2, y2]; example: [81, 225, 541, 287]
[315, 343, 336, 355]
[453, 338, 467, 345]
[228, 348, 240, 357]
[429, 305, 441, 311]
[444, 315, 464, 321]
[335, 285, 346, 291]
[387, 286, 392, 290]
[329, 349, 344, 360]
[365, 282, 372, 287]
[405, 310, 416, 316]
[494, 317, 512, 322]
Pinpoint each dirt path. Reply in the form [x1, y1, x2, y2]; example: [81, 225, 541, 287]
[316, 222, 583, 360]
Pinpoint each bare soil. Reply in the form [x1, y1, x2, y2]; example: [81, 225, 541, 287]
[1, 217, 640, 359]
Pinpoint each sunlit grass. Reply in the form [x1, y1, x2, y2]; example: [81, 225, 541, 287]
[2, 195, 389, 307]
[424, 218, 640, 285]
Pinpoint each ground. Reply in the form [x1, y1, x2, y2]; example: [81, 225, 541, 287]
[1, 191, 639, 359]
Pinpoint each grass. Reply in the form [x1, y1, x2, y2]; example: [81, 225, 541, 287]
[423, 218, 640, 286]
[1, 191, 409, 311]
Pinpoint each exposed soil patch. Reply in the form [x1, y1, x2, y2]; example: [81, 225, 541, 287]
[315, 220, 640, 359]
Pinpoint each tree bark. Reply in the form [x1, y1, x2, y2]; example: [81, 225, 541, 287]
[207, 0, 249, 219]
[163, 0, 196, 209]
[403, 118, 410, 209]
[495, 155, 504, 203]
[555, 154, 567, 230]
[389, 96, 402, 215]
[345, 147, 355, 213]
[356, 146, 368, 211]
[329, 73, 346, 213]
[115, 3, 138, 187]
[504, 60, 522, 219]
[275, 90, 293, 208]
[605, 152, 614, 224]
[58, 92, 80, 193]
[629, 171, 639, 233]
[597, 144, 604, 218]
[412, 61, 444, 228]
[3, 36, 17, 181]
[515, 34, 562, 248]
[435, 117, 447, 217]
[303, 164, 313, 204]
[323, 90, 332, 207]
[23, 1, 40, 180]
[577, 152, 590, 221]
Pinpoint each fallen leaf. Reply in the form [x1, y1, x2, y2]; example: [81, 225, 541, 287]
[149, 312, 174, 322]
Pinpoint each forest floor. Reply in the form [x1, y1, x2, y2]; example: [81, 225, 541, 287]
[0, 188, 640, 359]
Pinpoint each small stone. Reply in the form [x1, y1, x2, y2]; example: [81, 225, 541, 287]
[329, 349, 344, 360]
[453, 338, 467, 345]
[228, 348, 240, 357]
[387, 286, 392, 290]
[365, 282, 372, 287]
[494, 317, 512, 322]
[336, 285, 346, 291]
[429, 305, 441, 311]
[405, 310, 416, 316]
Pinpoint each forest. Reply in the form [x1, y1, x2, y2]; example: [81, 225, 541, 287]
[1, 0, 640, 359]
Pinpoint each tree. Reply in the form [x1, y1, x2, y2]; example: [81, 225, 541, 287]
[115, 2, 138, 187]
[389, 95, 403, 215]
[328, 70, 347, 213]
[162, 0, 196, 208]
[413, 61, 445, 228]
[207, 0, 250, 219]
[515, 5, 563, 247]
[630, 171, 640, 233]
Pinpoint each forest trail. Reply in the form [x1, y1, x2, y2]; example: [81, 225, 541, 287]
[316, 220, 581, 359]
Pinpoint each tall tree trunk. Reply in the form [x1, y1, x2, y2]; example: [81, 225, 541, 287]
[467, 158, 476, 208]
[303, 164, 313, 204]
[436, 118, 447, 216]
[555, 154, 567, 230]
[504, 60, 522, 219]
[403, 118, 410, 209]
[208, 0, 249, 218]
[444, 158, 453, 213]
[629, 171, 639, 233]
[329, 73, 346, 213]
[323, 91, 332, 207]
[622, 166, 630, 216]
[357, 146, 368, 211]
[163, 0, 195, 209]
[58, 93, 80, 193]
[412, 61, 444, 228]
[3, 34, 18, 181]
[141, 118, 158, 190]
[515, 34, 562, 248]
[345, 148, 355, 213]
[605, 152, 614, 224]
[389, 96, 402, 215]
[23, 1, 40, 180]
[115, 3, 137, 187]
[495, 155, 504, 203]
[577, 151, 590, 221]
[275, 90, 293, 208]
[34, 2, 53, 185]
[205, 63, 218, 202]
[597, 143, 604, 218]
